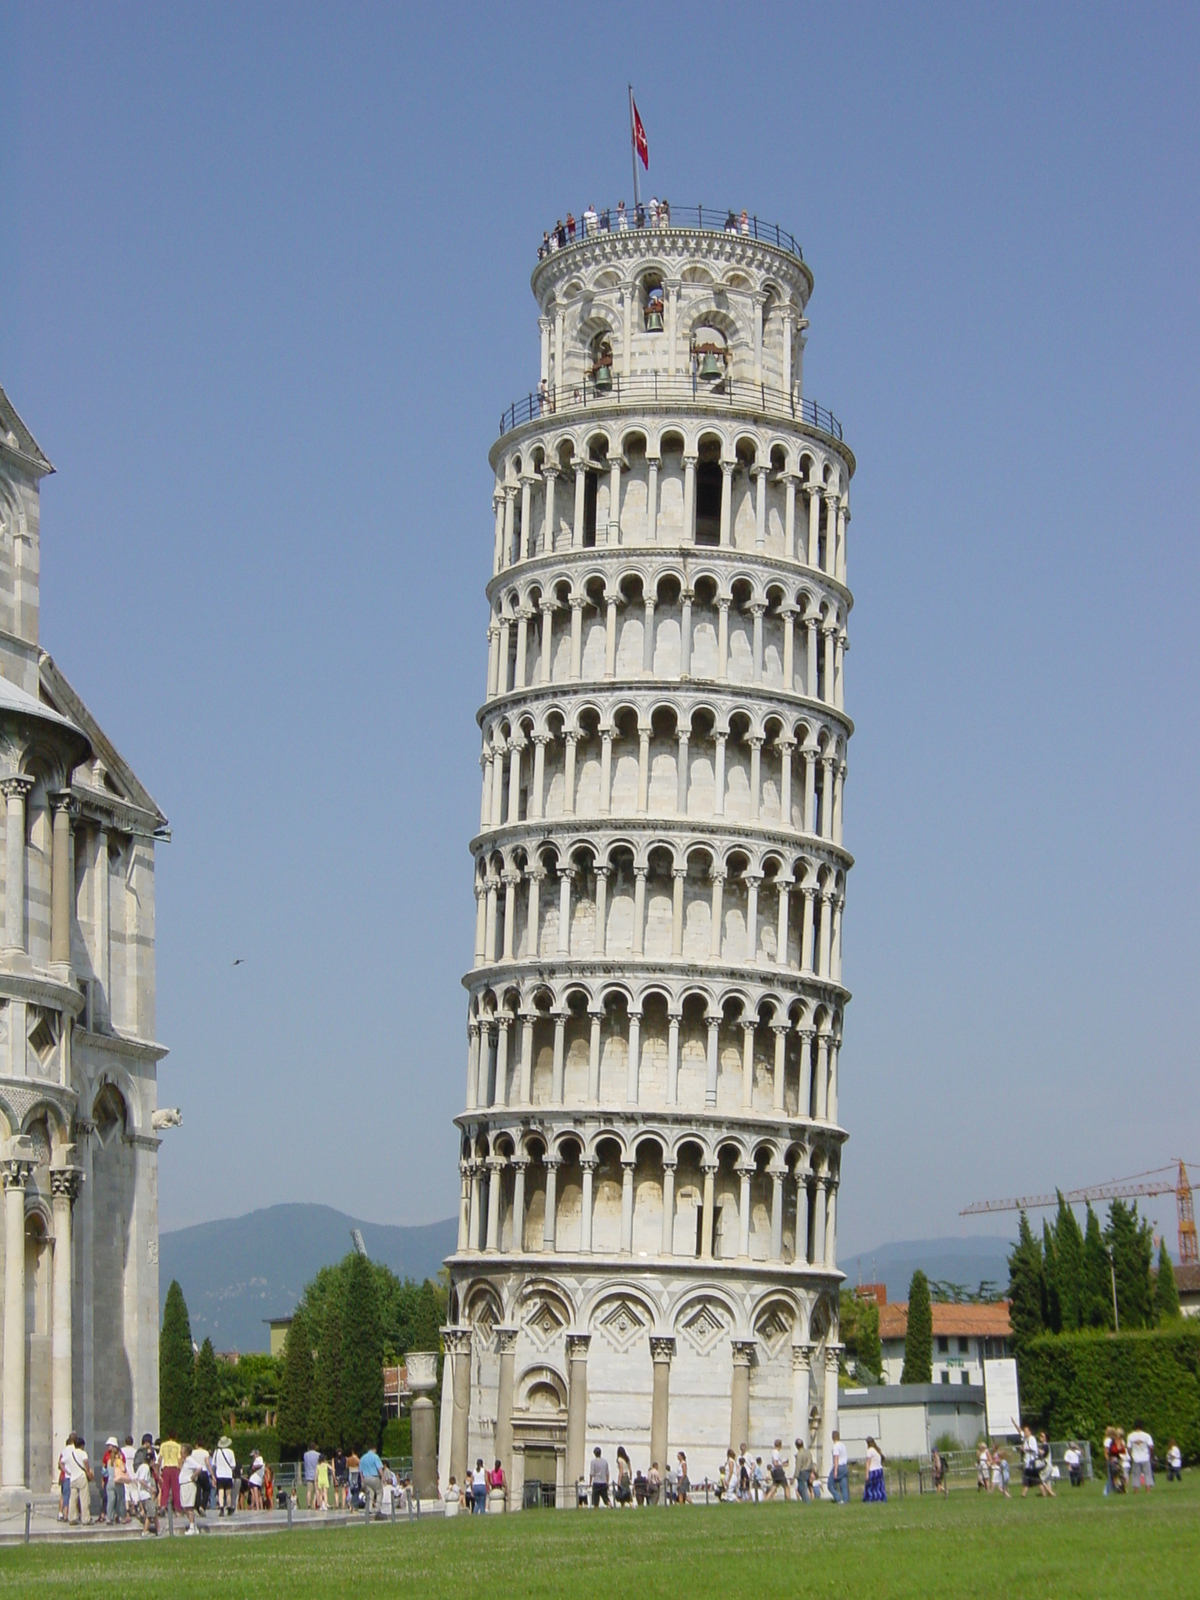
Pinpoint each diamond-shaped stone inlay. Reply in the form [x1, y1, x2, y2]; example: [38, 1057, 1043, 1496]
[755, 1305, 793, 1357]
[596, 1297, 647, 1353]
[678, 1299, 729, 1356]
[523, 1296, 567, 1350]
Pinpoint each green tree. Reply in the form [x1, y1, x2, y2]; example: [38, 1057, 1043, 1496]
[1106, 1199, 1154, 1330]
[1155, 1240, 1181, 1324]
[901, 1270, 932, 1384]
[311, 1298, 345, 1452]
[1042, 1218, 1062, 1334]
[1007, 1212, 1046, 1354]
[1052, 1193, 1085, 1332]
[341, 1251, 385, 1452]
[276, 1308, 314, 1458]
[159, 1280, 195, 1441]
[1081, 1203, 1114, 1329]
[193, 1337, 222, 1449]
[857, 1299, 883, 1381]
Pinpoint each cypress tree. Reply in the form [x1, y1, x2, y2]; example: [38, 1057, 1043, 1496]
[1155, 1240, 1181, 1323]
[311, 1299, 345, 1452]
[341, 1251, 384, 1451]
[1007, 1212, 1046, 1353]
[1081, 1203, 1113, 1329]
[1053, 1193, 1085, 1332]
[1106, 1199, 1154, 1330]
[276, 1308, 314, 1458]
[159, 1280, 195, 1440]
[1042, 1218, 1062, 1333]
[193, 1337, 222, 1448]
[857, 1299, 883, 1381]
[901, 1270, 933, 1384]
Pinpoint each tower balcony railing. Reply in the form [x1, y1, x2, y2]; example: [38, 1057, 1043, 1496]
[538, 204, 803, 261]
[499, 373, 843, 444]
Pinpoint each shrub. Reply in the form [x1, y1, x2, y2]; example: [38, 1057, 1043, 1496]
[1020, 1324, 1200, 1461]
[231, 1428, 280, 1465]
[382, 1416, 411, 1459]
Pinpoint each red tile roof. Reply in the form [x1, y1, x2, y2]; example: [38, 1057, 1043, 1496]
[878, 1301, 1011, 1341]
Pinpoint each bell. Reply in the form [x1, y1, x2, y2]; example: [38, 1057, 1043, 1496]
[646, 309, 664, 332]
[593, 363, 612, 391]
[699, 351, 723, 380]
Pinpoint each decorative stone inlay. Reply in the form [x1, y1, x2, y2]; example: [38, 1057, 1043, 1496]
[677, 1298, 730, 1356]
[595, 1296, 647, 1353]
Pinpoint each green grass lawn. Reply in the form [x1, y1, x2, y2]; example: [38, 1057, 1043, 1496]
[4, 1478, 1198, 1599]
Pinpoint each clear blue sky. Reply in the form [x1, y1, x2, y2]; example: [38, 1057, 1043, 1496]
[2, 4, 1197, 1257]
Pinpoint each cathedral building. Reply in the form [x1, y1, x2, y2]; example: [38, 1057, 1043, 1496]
[0, 386, 168, 1501]
[439, 207, 855, 1503]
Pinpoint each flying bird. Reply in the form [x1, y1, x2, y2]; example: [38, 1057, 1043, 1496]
[232, 958, 244, 966]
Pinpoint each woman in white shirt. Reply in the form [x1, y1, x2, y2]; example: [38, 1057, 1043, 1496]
[212, 1436, 237, 1516]
[863, 1437, 887, 1502]
[179, 1445, 210, 1533]
[443, 1475, 461, 1517]
[248, 1450, 266, 1511]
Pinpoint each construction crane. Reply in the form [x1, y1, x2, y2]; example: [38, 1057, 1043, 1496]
[962, 1160, 1199, 1265]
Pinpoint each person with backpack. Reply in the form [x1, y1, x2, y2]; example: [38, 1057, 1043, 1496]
[62, 1433, 94, 1525]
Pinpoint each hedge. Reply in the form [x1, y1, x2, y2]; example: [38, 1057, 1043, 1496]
[231, 1428, 281, 1464]
[1019, 1324, 1200, 1461]
[382, 1416, 411, 1458]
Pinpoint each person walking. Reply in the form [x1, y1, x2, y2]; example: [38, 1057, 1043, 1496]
[1036, 1433, 1057, 1497]
[179, 1442, 209, 1534]
[1127, 1422, 1154, 1490]
[1020, 1425, 1041, 1498]
[333, 1446, 348, 1510]
[863, 1437, 887, 1502]
[301, 1443, 319, 1509]
[931, 1447, 948, 1497]
[213, 1435, 237, 1516]
[359, 1445, 384, 1515]
[248, 1450, 266, 1511]
[470, 1457, 488, 1514]
[1063, 1441, 1083, 1487]
[676, 1451, 690, 1504]
[615, 1446, 633, 1507]
[828, 1431, 849, 1504]
[793, 1436, 813, 1503]
[158, 1432, 183, 1517]
[1167, 1440, 1183, 1482]
[977, 1440, 991, 1492]
[589, 1445, 610, 1507]
[767, 1439, 790, 1500]
[646, 1460, 662, 1505]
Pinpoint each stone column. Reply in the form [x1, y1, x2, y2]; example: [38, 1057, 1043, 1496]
[676, 731, 689, 812]
[729, 1340, 755, 1453]
[626, 1010, 641, 1104]
[737, 1165, 753, 1259]
[666, 1012, 680, 1105]
[565, 1334, 591, 1501]
[542, 468, 558, 555]
[473, 886, 487, 965]
[492, 1018, 510, 1108]
[485, 1156, 504, 1251]
[50, 1156, 81, 1468]
[646, 458, 659, 545]
[603, 597, 618, 676]
[2, 778, 32, 954]
[620, 1159, 635, 1253]
[769, 1165, 785, 1260]
[407, 1351, 439, 1502]
[551, 1014, 566, 1102]
[700, 1161, 717, 1259]
[783, 474, 797, 559]
[660, 1161, 676, 1255]
[667, 282, 680, 372]
[745, 874, 761, 964]
[801, 889, 816, 973]
[649, 1337, 674, 1472]
[790, 1343, 815, 1454]
[593, 866, 609, 956]
[797, 1178, 811, 1265]
[815, 1033, 830, 1120]
[671, 869, 686, 958]
[748, 736, 762, 820]
[579, 1158, 596, 1252]
[557, 867, 573, 954]
[798, 1028, 815, 1118]
[828, 1037, 840, 1123]
[526, 870, 542, 961]
[511, 1158, 528, 1253]
[716, 600, 730, 680]
[821, 1345, 841, 1475]
[514, 603, 529, 679]
[2, 1145, 34, 1488]
[752, 467, 767, 551]
[709, 871, 725, 960]
[741, 1020, 756, 1110]
[803, 749, 817, 833]
[587, 1009, 603, 1102]
[713, 733, 727, 815]
[705, 1014, 720, 1107]
[776, 878, 790, 968]
[502, 874, 518, 962]
[719, 461, 734, 547]
[782, 611, 796, 691]
[531, 737, 548, 821]
[824, 492, 839, 576]
[772, 1024, 788, 1113]
[50, 795, 75, 971]
[562, 734, 578, 815]
[542, 1156, 559, 1249]
[456, 1162, 472, 1250]
[632, 869, 647, 955]
[494, 1328, 518, 1502]
[682, 455, 697, 543]
[572, 465, 587, 549]
[826, 1183, 838, 1269]
[680, 590, 693, 676]
[807, 484, 821, 567]
[636, 730, 650, 813]
[469, 1163, 483, 1250]
[806, 617, 819, 699]
[607, 457, 623, 546]
[445, 1328, 473, 1489]
[813, 1179, 828, 1266]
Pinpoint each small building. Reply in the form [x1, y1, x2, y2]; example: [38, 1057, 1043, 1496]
[878, 1301, 1010, 1387]
[840, 1384, 986, 1461]
[265, 1316, 293, 1358]
[1175, 1263, 1200, 1317]
[383, 1365, 412, 1418]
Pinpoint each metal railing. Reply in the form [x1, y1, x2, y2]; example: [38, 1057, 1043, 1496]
[499, 373, 842, 443]
[539, 205, 803, 261]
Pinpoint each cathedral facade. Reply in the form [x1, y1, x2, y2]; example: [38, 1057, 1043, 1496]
[439, 209, 855, 1504]
[0, 386, 168, 1500]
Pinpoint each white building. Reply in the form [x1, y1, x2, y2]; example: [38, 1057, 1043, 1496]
[878, 1301, 1011, 1388]
[0, 386, 168, 1502]
[438, 206, 856, 1504]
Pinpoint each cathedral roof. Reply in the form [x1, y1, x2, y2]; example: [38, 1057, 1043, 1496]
[0, 385, 53, 477]
[0, 669, 85, 740]
[40, 652, 168, 831]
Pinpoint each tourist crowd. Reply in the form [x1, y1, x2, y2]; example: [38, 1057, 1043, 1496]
[537, 202, 757, 258]
[55, 1431, 272, 1534]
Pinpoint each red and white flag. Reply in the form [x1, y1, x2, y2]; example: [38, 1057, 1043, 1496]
[631, 95, 649, 170]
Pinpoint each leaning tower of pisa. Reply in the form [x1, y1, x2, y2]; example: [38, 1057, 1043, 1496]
[438, 205, 854, 1507]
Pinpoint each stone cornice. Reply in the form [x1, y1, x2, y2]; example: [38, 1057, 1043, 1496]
[463, 954, 850, 1009]
[445, 1249, 844, 1285]
[74, 1027, 169, 1066]
[470, 813, 855, 873]
[530, 226, 813, 307]
[0, 964, 86, 1016]
[454, 1105, 848, 1145]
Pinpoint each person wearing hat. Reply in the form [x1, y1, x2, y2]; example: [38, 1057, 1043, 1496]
[212, 1435, 237, 1517]
[103, 1437, 125, 1524]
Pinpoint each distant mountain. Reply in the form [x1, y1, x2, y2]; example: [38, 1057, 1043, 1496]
[159, 1205, 457, 1353]
[842, 1235, 1014, 1303]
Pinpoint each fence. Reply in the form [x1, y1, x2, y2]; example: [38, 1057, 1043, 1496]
[539, 206, 803, 261]
[499, 373, 843, 442]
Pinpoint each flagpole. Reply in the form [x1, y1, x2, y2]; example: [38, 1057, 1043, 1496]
[628, 85, 640, 211]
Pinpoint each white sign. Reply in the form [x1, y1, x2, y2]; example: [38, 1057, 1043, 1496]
[984, 1358, 1021, 1437]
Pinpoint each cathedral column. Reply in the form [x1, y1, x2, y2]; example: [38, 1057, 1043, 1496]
[828, 1037, 840, 1123]
[490, 741, 506, 825]
[682, 456, 697, 543]
[675, 731, 689, 812]
[650, 1337, 674, 1473]
[812, 1179, 828, 1266]
[806, 484, 821, 567]
[737, 1165, 753, 1259]
[510, 1160, 528, 1253]
[457, 1161, 471, 1251]
[569, 596, 584, 680]
[502, 873, 518, 961]
[492, 1018, 510, 1108]
[551, 1014, 566, 1103]
[671, 869, 686, 958]
[579, 1158, 596, 1253]
[772, 1023, 788, 1113]
[446, 1328, 473, 1487]
[526, 869, 543, 960]
[823, 628, 836, 708]
[626, 1010, 641, 1104]
[474, 884, 487, 964]
[486, 623, 500, 698]
[824, 492, 839, 576]
[705, 1014, 720, 1107]
[593, 865, 609, 956]
[798, 1029, 815, 1118]
[769, 1164, 785, 1260]
[779, 738, 794, 827]
[484, 878, 498, 963]
[833, 762, 845, 845]
[783, 473, 797, 560]
[815, 1033, 830, 1120]
[660, 1162, 676, 1255]
[741, 1020, 756, 1110]
[825, 1183, 838, 1269]
[719, 462, 734, 548]
[2, 778, 32, 954]
[517, 1014, 534, 1104]
[632, 869, 646, 956]
[531, 736, 548, 820]
[801, 888, 816, 973]
[495, 1327, 518, 1493]
[679, 590, 693, 676]
[642, 597, 656, 675]
[666, 1011, 680, 1105]
[636, 729, 650, 814]
[805, 616, 818, 698]
[565, 1334, 590, 1501]
[781, 609, 796, 689]
[562, 733, 578, 814]
[776, 878, 790, 968]
[748, 737, 762, 820]
[469, 1162, 483, 1250]
[729, 1340, 755, 1452]
[542, 1156, 560, 1249]
[514, 605, 529, 685]
[620, 1158, 635, 1252]
[837, 502, 849, 584]
[572, 464, 587, 549]
[599, 730, 613, 812]
[557, 867, 573, 955]
[542, 467, 558, 554]
[2, 1149, 33, 1488]
[750, 605, 765, 680]
[607, 456, 624, 547]
[797, 1178, 811, 1264]
[51, 794, 76, 971]
[819, 891, 833, 977]
[745, 873, 761, 964]
[465, 1023, 481, 1110]
[485, 1156, 505, 1250]
[604, 596, 618, 676]
[645, 457, 659, 545]
[700, 1161, 717, 1259]
[716, 600, 730, 680]
[753, 466, 767, 551]
[709, 871, 725, 960]
[791, 1343, 815, 1452]
[587, 1010, 603, 1102]
[502, 487, 516, 568]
